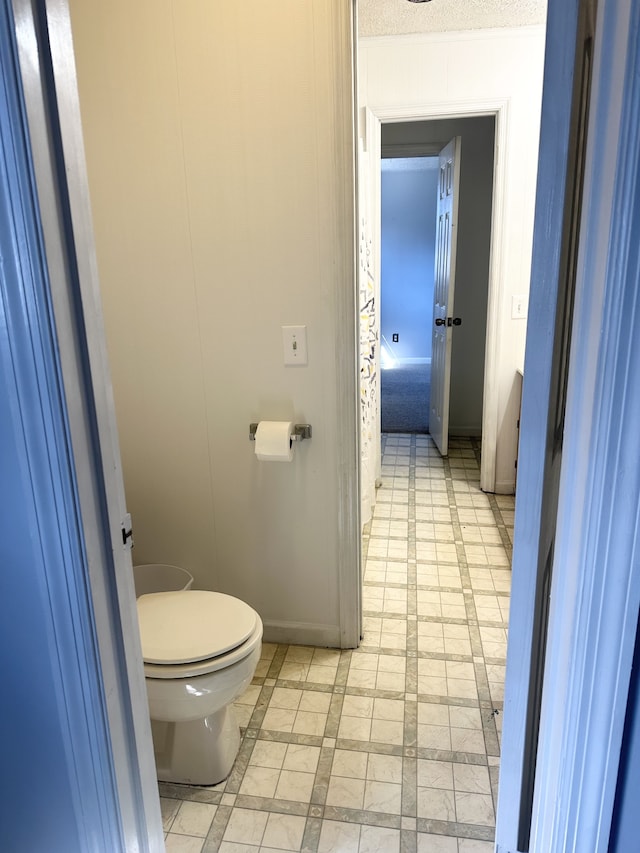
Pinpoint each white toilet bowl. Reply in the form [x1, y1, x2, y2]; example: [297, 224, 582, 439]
[136, 589, 263, 785]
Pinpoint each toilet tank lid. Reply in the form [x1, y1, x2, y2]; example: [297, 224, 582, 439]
[137, 590, 258, 665]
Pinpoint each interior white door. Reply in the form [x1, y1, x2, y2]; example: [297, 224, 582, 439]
[430, 137, 461, 456]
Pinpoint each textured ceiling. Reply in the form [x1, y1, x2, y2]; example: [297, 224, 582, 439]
[358, 0, 547, 38]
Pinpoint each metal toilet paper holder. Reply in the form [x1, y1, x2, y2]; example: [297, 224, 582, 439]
[249, 423, 312, 442]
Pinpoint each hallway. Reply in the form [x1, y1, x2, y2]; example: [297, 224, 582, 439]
[159, 434, 513, 852]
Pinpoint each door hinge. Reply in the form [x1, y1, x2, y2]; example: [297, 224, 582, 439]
[121, 512, 134, 550]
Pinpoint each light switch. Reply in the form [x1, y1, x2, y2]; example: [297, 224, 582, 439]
[282, 325, 308, 366]
[512, 294, 528, 319]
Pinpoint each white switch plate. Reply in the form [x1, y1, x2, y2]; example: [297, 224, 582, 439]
[282, 325, 308, 366]
[512, 294, 528, 319]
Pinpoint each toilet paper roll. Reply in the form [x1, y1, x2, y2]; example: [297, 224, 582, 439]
[254, 421, 294, 462]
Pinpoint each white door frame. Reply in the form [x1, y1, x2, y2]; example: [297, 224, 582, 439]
[430, 136, 461, 457]
[365, 99, 509, 491]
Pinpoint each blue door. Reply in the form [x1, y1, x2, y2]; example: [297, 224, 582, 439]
[0, 0, 125, 849]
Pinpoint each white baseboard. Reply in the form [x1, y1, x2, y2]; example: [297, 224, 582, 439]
[262, 620, 343, 649]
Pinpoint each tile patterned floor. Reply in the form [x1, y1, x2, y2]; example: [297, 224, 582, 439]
[159, 434, 514, 853]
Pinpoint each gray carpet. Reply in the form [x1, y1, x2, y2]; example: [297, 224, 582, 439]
[380, 363, 431, 433]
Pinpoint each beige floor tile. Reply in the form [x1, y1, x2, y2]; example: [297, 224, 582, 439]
[418, 658, 446, 678]
[450, 727, 486, 754]
[279, 662, 309, 681]
[160, 797, 180, 831]
[331, 748, 368, 779]
[326, 775, 365, 809]
[170, 801, 217, 838]
[373, 697, 404, 721]
[455, 791, 495, 826]
[307, 665, 338, 684]
[285, 646, 314, 663]
[418, 702, 450, 726]
[238, 764, 280, 798]
[269, 687, 302, 710]
[261, 707, 296, 733]
[381, 632, 407, 650]
[417, 833, 458, 853]
[292, 709, 327, 736]
[164, 835, 204, 853]
[379, 654, 406, 673]
[338, 715, 372, 741]
[317, 820, 360, 853]
[417, 786, 455, 821]
[383, 617, 407, 635]
[376, 671, 406, 691]
[274, 769, 315, 802]
[282, 743, 321, 773]
[359, 825, 401, 853]
[342, 694, 374, 717]
[350, 652, 379, 671]
[417, 675, 448, 696]
[347, 669, 378, 689]
[363, 780, 402, 814]
[453, 763, 492, 794]
[249, 739, 287, 769]
[261, 813, 307, 851]
[448, 706, 483, 730]
[446, 662, 476, 682]
[370, 718, 404, 745]
[312, 648, 341, 665]
[417, 723, 452, 750]
[223, 808, 268, 846]
[367, 753, 403, 784]
[417, 759, 454, 790]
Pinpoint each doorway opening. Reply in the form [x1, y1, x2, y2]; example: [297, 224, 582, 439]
[377, 116, 496, 451]
[380, 155, 436, 434]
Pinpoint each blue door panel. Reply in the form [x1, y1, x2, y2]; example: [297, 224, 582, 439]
[0, 381, 83, 853]
[0, 0, 124, 849]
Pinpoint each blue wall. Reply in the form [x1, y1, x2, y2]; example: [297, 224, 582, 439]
[381, 159, 438, 362]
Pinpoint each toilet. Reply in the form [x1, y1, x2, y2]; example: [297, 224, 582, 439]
[136, 583, 262, 785]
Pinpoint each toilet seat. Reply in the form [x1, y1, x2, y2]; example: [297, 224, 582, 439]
[137, 590, 261, 678]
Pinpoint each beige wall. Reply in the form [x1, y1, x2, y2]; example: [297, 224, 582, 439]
[69, 0, 357, 646]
